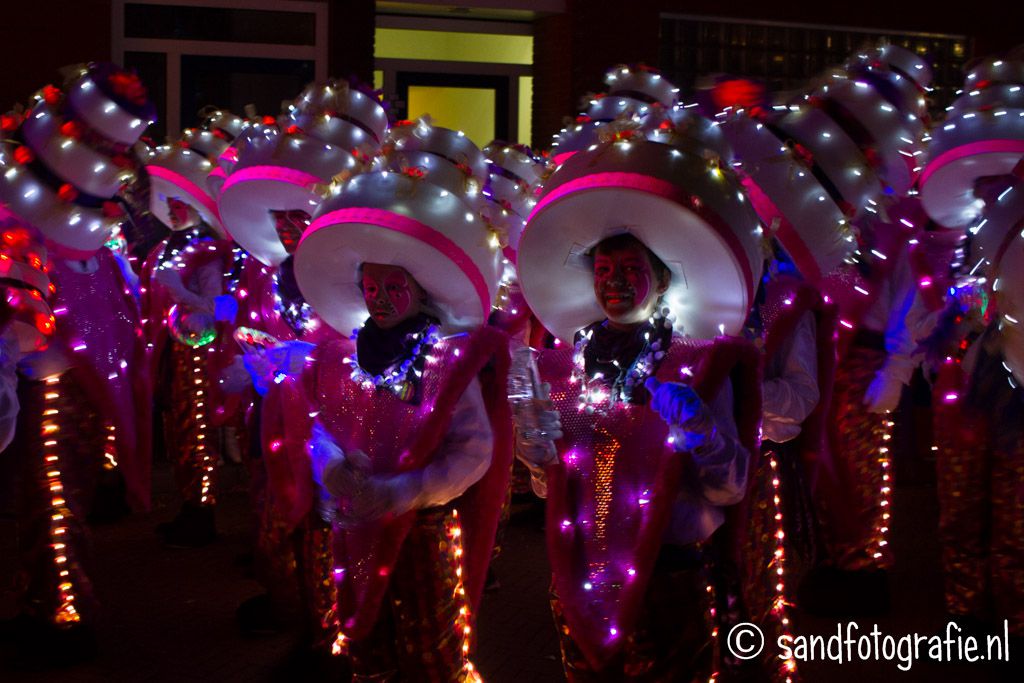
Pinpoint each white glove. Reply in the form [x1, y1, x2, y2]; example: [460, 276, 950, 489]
[645, 377, 717, 451]
[863, 371, 904, 413]
[17, 344, 71, 381]
[324, 448, 397, 526]
[308, 422, 345, 522]
[219, 354, 253, 394]
[513, 380, 562, 469]
[154, 267, 187, 295]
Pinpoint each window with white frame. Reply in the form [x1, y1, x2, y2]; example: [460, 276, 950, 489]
[112, 0, 327, 140]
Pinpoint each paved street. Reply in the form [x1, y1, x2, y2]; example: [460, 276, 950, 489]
[0, 443, 1017, 681]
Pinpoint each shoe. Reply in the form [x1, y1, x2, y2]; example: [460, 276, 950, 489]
[797, 566, 890, 617]
[236, 593, 286, 638]
[8, 617, 97, 668]
[484, 566, 501, 593]
[156, 503, 217, 548]
[270, 643, 352, 681]
[88, 468, 132, 524]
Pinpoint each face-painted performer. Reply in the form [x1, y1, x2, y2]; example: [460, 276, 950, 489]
[511, 119, 764, 681]
[138, 116, 250, 547]
[216, 79, 386, 649]
[0, 62, 154, 661]
[293, 122, 511, 678]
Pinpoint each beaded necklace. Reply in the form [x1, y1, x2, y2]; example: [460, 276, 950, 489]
[346, 319, 441, 400]
[572, 307, 674, 413]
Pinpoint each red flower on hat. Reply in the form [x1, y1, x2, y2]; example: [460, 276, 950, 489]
[402, 166, 426, 179]
[42, 85, 62, 106]
[57, 183, 78, 202]
[60, 120, 83, 140]
[35, 312, 55, 336]
[863, 148, 882, 169]
[262, 115, 277, 125]
[13, 146, 34, 165]
[102, 200, 126, 218]
[111, 154, 134, 170]
[286, 124, 303, 135]
[1, 114, 20, 132]
[108, 72, 148, 106]
[790, 142, 814, 167]
[2, 228, 31, 248]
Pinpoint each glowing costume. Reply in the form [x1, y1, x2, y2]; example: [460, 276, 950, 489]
[0, 63, 154, 656]
[513, 102, 765, 679]
[138, 120, 251, 543]
[216, 80, 387, 646]
[293, 127, 510, 679]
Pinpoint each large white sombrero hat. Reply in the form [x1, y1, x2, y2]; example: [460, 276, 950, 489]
[294, 170, 503, 336]
[811, 75, 924, 195]
[920, 58, 1024, 229]
[0, 143, 119, 257]
[286, 81, 389, 154]
[146, 142, 223, 234]
[721, 113, 855, 282]
[0, 212, 55, 354]
[63, 63, 156, 147]
[771, 104, 882, 219]
[518, 137, 764, 342]
[218, 126, 361, 267]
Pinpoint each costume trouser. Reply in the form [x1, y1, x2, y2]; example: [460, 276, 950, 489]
[166, 341, 244, 507]
[347, 507, 479, 682]
[167, 342, 216, 506]
[551, 543, 713, 683]
[828, 342, 894, 571]
[253, 502, 339, 651]
[724, 440, 817, 681]
[12, 372, 104, 626]
[936, 351, 1024, 634]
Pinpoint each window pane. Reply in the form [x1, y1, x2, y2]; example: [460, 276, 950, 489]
[125, 4, 316, 45]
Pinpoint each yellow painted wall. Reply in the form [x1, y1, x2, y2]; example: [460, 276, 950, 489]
[407, 85, 496, 147]
[376, 28, 532, 65]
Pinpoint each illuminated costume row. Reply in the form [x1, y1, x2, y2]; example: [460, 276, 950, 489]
[919, 52, 1024, 640]
[139, 112, 250, 546]
[218, 80, 386, 649]
[0, 62, 154, 658]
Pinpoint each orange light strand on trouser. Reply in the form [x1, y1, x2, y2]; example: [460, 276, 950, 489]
[337, 508, 480, 682]
[41, 374, 82, 626]
[168, 343, 217, 506]
[828, 346, 894, 571]
[102, 423, 118, 470]
[936, 390, 1024, 635]
[766, 454, 798, 682]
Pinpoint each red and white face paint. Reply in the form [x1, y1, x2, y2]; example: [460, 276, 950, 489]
[166, 197, 197, 230]
[270, 209, 312, 255]
[592, 243, 667, 329]
[361, 262, 425, 329]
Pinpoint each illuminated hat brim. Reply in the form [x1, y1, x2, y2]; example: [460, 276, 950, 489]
[147, 163, 223, 234]
[723, 116, 853, 282]
[295, 173, 500, 336]
[218, 165, 322, 267]
[519, 141, 763, 342]
[921, 111, 1024, 228]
